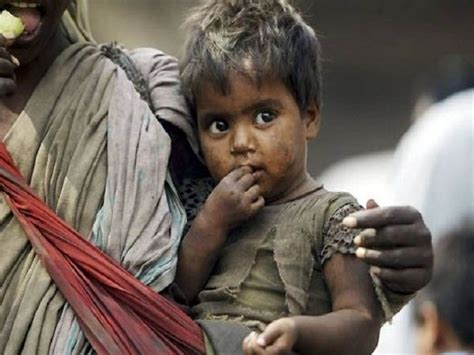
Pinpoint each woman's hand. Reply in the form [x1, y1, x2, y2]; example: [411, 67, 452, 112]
[0, 45, 18, 97]
[243, 318, 298, 355]
[201, 166, 265, 233]
[344, 199, 433, 294]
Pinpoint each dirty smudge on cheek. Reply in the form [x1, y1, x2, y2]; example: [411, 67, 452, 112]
[202, 144, 232, 182]
[274, 142, 294, 174]
[263, 128, 294, 176]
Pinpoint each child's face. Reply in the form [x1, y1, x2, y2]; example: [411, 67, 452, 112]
[196, 73, 319, 203]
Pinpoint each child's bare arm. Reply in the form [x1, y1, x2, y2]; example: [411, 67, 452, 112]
[175, 166, 264, 304]
[244, 254, 383, 355]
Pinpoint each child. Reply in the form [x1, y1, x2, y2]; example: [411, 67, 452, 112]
[175, 1, 398, 354]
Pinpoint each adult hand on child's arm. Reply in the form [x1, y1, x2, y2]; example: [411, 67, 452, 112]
[344, 200, 433, 295]
[175, 166, 265, 304]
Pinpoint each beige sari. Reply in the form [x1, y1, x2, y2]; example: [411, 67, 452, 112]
[0, 2, 193, 353]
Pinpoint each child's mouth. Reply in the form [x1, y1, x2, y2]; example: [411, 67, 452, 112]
[252, 169, 264, 181]
[239, 164, 264, 180]
[0, 2, 45, 42]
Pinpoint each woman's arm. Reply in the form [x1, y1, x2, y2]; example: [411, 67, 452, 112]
[244, 253, 384, 355]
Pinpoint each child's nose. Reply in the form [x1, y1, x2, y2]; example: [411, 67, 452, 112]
[230, 126, 255, 155]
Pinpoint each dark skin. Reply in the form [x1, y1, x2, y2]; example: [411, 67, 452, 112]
[350, 200, 433, 294]
[176, 74, 393, 354]
[177, 73, 320, 303]
[0, 0, 72, 138]
[242, 252, 383, 355]
[176, 74, 382, 354]
[176, 164, 265, 302]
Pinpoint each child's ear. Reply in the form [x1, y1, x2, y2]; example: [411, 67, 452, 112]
[418, 301, 463, 354]
[304, 103, 320, 139]
[418, 301, 439, 354]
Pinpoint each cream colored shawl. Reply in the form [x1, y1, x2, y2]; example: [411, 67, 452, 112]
[62, 0, 94, 43]
[0, 32, 190, 355]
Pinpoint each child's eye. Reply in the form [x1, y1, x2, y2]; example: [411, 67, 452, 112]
[255, 111, 276, 125]
[209, 120, 229, 134]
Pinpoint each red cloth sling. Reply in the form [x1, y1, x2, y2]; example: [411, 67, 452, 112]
[0, 143, 205, 355]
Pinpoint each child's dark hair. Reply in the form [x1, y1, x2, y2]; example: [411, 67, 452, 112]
[415, 222, 474, 348]
[180, 0, 322, 116]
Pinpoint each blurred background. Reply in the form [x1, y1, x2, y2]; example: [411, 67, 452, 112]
[88, 0, 474, 176]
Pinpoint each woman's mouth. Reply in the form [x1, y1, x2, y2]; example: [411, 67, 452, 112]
[0, 2, 45, 44]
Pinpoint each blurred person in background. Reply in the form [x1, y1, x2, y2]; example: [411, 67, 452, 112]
[387, 55, 473, 355]
[414, 223, 474, 355]
[319, 56, 474, 219]
[392, 57, 474, 243]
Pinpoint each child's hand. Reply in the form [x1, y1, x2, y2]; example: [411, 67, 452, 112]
[0, 46, 18, 96]
[344, 199, 433, 294]
[201, 166, 265, 232]
[242, 318, 298, 355]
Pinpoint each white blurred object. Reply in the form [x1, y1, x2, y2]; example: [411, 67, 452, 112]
[392, 88, 474, 243]
[318, 150, 393, 206]
[379, 88, 473, 354]
[373, 88, 473, 354]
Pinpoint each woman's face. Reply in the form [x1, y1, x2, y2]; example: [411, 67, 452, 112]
[0, 0, 72, 64]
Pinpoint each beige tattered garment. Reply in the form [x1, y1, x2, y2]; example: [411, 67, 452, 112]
[0, 42, 192, 355]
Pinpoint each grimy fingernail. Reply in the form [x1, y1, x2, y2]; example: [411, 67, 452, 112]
[342, 216, 357, 228]
[354, 235, 362, 245]
[355, 247, 367, 258]
[362, 228, 376, 237]
[370, 266, 381, 275]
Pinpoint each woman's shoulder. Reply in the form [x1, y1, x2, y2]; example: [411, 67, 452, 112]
[99, 44, 196, 152]
[126, 47, 178, 72]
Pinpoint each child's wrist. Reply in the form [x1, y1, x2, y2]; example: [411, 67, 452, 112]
[287, 317, 301, 348]
[194, 208, 229, 242]
[200, 201, 232, 233]
[182, 212, 227, 261]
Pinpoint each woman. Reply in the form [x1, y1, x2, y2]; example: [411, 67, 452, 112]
[0, 0, 201, 353]
[0, 1, 432, 354]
